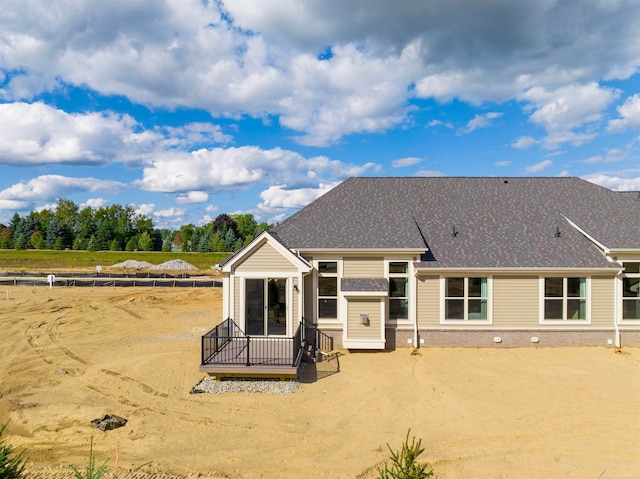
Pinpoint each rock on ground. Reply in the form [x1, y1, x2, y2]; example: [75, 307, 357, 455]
[111, 260, 155, 269]
[149, 259, 198, 270]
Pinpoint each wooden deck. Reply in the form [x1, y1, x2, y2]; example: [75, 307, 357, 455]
[199, 336, 302, 378]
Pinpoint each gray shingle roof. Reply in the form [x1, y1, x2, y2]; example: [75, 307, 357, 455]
[272, 177, 640, 269]
[341, 278, 389, 292]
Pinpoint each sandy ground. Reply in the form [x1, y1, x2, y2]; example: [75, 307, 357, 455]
[1, 285, 639, 479]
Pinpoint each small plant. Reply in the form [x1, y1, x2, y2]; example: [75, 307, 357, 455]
[0, 422, 28, 479]
[378, 429, 433, 479]
[70, 437, 109, 479]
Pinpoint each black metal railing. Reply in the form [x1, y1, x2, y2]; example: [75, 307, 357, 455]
[301, 317, 334, 352]
[201, 318, 301, 368]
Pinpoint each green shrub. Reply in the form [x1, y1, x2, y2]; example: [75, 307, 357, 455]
[0, 422, 28, 479]
[70, 437, 109, 479]
[378, 430, 433, 479]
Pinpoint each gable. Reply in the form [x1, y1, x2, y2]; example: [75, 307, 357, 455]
[234, 241, 299, 273]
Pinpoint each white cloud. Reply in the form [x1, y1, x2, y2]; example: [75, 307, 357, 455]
[495, 160, 511, 167]
[525, 159, 552, 173]
[82, 198, 107, 209]
[0, 199, 28, 212]
[133, 204, 155, 217]
[392, 157, 423, 168]
[1, 1, 637, 145]
[427, 120, 453, 128]
[155, 207, 186, 219]
[461, 112, 502, 134]
[520, 83, 619, 148]
[414, 169, 445, 177]
[0, 175, 126, 203]
[205, 204, 219, 213]
[608, 94, 640, 132]
[175, 191, 209, 204]
[137, 146, 379, 193]
[581, 149, 626, 165]
[511, 136, 537, 149]
[582, 173, 640, 191]
[258, 183, 338, 215]
[162, 123, 232, 148]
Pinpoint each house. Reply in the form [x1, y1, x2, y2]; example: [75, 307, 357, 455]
[201, 177, 640, 376]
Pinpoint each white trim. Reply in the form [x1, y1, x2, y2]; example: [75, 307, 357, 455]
[239, 276, 292, 337]
[563, 215, 610, 253]
[222, 275, 230, 319]
[343, 291, 388, 297]
[342, 339, 386, 349]
[298, 248, 426, 255]
[538, 276, 592, 325]
[439, 276, 493, 325]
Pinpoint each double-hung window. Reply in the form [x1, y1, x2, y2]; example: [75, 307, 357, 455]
[622, 263, 640, 320]
[317, 261, 338, 319]
[388, 262, 408, 320]
[543, 277, 587, 321]
[443, 277, 489, 321]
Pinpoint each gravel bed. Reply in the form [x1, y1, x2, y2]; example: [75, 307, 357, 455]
[191, 376, 301, 394]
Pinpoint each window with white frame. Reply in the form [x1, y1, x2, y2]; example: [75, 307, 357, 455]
[543, 277, 587, 320]
[317, 261, 338, 319]
[388, 262, 408, 320]
[622, 262, 640, 320]
[444, 277, 488, 320]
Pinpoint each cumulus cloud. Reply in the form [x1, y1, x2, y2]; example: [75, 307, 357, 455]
[461, 112, 502, 134]
[608, 94, 640, 132]
[137, 146, 379, 193]
[525, 159, 552, 173]
[175, 191, 209, 204]
[1, 1, 637, 144]
[520, 83, 619, 148]
[392, 157, 422, 168]
[495, 160, 511, 167]
[0, 175, 126, 203]
[511, 136, 537, 149]
[134, 203, 155, 217]
[257, 183, 339, 216]
[414, 169, 445, 177]
[82, 198, 107, 209]
[582, 173, 640, 191]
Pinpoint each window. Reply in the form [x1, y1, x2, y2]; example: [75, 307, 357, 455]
[444, 277, 488, 320]
[623, 263, 640, 320]
[543, 277, 587, 320]
[318, 261, 338, 319]
[388, 262, 408, 320]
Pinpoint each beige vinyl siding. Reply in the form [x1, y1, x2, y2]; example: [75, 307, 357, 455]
[493, 276, 539, 327]
[233, 276, 240, 321]
[416, 275, 439, 326]
[343, 257, 383, 278]
[235, 242, 298, 273]
[303, 274, 313, 321]
[347, 299, 381, 339]
[590, 276, 615, 328]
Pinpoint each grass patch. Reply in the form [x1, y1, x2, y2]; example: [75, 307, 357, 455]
[0, 250, 230, 271]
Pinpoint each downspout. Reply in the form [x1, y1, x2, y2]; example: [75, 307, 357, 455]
[413, 269, 419, 349]
[614, 270, 622, 351]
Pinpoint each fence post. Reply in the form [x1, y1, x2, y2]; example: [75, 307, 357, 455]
[246, 336, 251, 366]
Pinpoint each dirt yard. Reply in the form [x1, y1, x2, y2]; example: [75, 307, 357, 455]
[1, 286, 639, 478]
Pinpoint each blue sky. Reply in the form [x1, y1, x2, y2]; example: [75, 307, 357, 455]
[1, 0, 639, 228]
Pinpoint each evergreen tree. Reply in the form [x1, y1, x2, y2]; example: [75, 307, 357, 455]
[223, 228, 237, 251]
[45, 217, 65, 249]
[109, 238, 120, 251]
[87, 235, 98, 252]
[138, 231, 152, 251]
[52, 237, 64, 250]
[13, 235, 26, 250]
[125, 237, 138, 252]
[30, 231, 45, 249]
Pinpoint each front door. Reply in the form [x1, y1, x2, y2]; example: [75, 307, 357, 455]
[245, 278, 287, 336]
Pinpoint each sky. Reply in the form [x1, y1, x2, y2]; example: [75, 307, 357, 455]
[1, 0, 639, 228]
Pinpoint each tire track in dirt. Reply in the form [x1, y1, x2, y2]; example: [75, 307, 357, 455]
[24, 308, 222, 428]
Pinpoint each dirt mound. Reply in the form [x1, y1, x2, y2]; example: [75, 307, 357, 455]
[148, 259, 198, 270]
[111, 260, 155, 269]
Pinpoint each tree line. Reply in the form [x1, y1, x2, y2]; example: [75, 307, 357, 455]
[0, 199, 271, 252]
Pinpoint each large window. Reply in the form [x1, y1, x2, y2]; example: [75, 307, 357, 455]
[317, 261, 338, 319]
[543, 277, 587, 320]
[388, 262, 408, 320]
[623, 263, 640, 320]
[444, 277, 488, 320]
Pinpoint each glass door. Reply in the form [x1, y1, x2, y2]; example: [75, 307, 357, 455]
[245, 278, 288, 336]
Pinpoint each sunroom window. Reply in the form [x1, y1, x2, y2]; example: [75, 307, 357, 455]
[444, 277, 488, 320]
[388, 262, 408, 320]
[318, 261, 338, 319]
[544, 277, 586, 320]
[622, 263, 640, 320]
